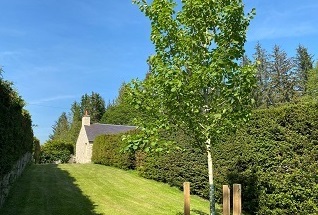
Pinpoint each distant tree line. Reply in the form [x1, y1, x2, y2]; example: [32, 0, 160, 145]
[251, 43, 315, 107]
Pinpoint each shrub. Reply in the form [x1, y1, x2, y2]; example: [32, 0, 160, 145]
[33, 138, 41, 164]
[40, 140, 73, 163]
[92, 131, 136, 170]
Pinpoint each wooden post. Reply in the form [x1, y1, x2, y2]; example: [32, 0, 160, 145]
[233, 184, 241, 215]
[223, 185, 230, 215]
[184, 182, 190, 215]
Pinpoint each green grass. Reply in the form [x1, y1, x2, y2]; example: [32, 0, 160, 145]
[0, 164, 213, 215]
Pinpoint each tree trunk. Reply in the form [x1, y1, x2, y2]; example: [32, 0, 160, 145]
[206, 139, 215, 215]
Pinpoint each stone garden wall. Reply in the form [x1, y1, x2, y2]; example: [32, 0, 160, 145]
[0, 152, 32, 208]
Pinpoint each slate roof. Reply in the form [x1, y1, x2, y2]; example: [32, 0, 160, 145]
[84, 123, 137, 142]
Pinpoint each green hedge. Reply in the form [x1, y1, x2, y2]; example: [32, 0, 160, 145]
[91, 101, 318, 214]
[0, 74, 34, 178]
[135, 132, 210, 199]
[92, 132, 135, 170]
[136, 101, 318, 215]
[214, 101, 318, 215]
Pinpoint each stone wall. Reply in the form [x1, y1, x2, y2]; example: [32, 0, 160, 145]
[0, 152, 32, 208]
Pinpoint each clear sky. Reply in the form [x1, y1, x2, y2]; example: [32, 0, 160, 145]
[1, 0, 318, 144]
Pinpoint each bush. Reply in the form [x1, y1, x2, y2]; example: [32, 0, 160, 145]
[40, 140, 73, 163]
[33, 138, 41, 164]
[92, 131, 136, 170]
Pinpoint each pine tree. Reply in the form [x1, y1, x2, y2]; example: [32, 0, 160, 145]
[49, 112, 71, 143]
[69, 101, 82, 146]
[269, 45, 296, 104]
[80, 92, 106, 123]
[295, 45, 314, 94]
[306, 63, 318, 100]
[253, 42, 271, 107]
[101, 83, 141, 125]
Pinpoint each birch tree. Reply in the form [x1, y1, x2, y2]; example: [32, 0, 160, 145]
[126, 1, 256, 214]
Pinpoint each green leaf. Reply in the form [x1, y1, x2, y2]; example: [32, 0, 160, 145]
[214, 114, 222, 119]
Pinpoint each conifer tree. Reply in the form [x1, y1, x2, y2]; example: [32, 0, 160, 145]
[80, 92, 106, 123]
[253, 42, 271, 107]
[49, 112, 71, 143]
[269, 45, 296, 104]
[295, 45, 314, 94]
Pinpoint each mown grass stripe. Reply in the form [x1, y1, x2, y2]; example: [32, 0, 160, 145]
[1, 164, 211, 215]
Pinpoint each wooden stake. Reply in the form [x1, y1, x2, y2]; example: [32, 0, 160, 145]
[184, 182, 190, 215]
[233, 184, 241, 215]
[223, 185, 230, 215]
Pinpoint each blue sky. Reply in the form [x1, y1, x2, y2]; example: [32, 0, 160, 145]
[1, 0, 318, 144]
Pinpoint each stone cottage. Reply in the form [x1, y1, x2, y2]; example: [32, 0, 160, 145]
[75, 112, 136, 163]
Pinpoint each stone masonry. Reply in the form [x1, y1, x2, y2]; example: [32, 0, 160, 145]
[0, 152, 32, 208]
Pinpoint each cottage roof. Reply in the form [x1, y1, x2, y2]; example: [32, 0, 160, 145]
[84, 123, 136, 142]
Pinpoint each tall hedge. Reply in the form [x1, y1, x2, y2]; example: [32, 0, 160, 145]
[135, 101, 318, 215]
[214, 101, 318, 215]
[0, 74, 34, 178]
[135, 131, 210, 199]
[91, 101, 317, 214]
[92, 132, 135, 170]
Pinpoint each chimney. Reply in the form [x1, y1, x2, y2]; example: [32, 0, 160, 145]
[82, 110, 90, 126]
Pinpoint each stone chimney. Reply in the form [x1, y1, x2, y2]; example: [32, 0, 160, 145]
[82, 110, 90, 126]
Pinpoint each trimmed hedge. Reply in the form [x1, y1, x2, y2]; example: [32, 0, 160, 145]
[92, 132, 135, 170]
[91, 101, 318, 214]
[135, 132, 210, 199]
[215, 101, 318, 215]
[0, 75, 34, 178]
[137, 101, 318, 214]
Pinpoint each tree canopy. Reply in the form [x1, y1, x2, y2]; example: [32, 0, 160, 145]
[80, 92, 106, 123]
[128, 0, 255, 152]
[101, 83, 141, 125]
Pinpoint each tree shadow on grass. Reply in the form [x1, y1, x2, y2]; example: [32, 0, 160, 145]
[0, 164, 102, 215]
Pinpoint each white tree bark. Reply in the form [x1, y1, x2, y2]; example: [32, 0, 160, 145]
[206, 139, 215, 215]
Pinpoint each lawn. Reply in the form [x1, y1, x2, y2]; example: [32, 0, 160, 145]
[0, 164, 212, 215]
